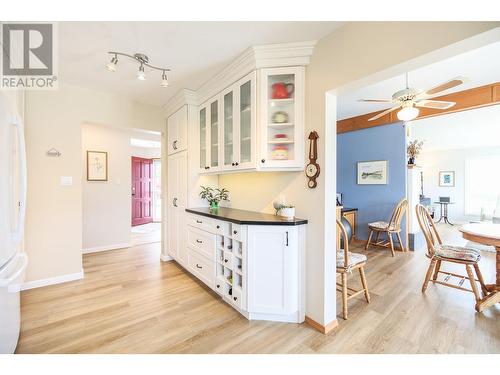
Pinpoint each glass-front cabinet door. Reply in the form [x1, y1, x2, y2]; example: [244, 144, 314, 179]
[199, 96, 221, 173]
[222, 88, 234, 170]
[199, 106, 208, 172]
[259, 66, 304, 170]
[235, 71, 256, 170]
[210, 99, 219, 170]
[238, 79, 255, 166]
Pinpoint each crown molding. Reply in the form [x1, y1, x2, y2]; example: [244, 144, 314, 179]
[164, 40, 317, 110]
[252, 40, 317, 68]
[195, 47, 256, 105]
[163, 88, 197, 118]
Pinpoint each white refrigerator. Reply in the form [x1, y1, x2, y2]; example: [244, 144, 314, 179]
[0, 92, 28, 354]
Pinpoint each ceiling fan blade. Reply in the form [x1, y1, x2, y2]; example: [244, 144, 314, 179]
[415, 100, 456, 110]
[423, 76, 467, 96]
[368, 106, 400, 121]
[358, 99, 393, 103]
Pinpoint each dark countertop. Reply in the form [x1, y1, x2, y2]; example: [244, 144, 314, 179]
[186, 207, 308, 226]
[341, 207, 358, 213]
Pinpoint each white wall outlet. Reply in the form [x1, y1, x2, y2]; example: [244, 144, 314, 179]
[60, 176, 73, 186]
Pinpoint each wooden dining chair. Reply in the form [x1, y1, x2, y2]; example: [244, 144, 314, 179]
[336, 219, 370, 320]
[415, 204, 488, 305]
[365, 198, 408, 257]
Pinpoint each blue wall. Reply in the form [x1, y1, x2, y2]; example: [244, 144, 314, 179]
[337, 122, 407, 245]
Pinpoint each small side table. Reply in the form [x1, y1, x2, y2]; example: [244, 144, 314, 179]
[434, 201, 454, 225]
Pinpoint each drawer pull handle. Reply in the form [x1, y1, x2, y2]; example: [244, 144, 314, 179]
[216, 284, 220, 288]
[233, 297, 238, 301]
[238, 265, 242, 270]
[196, 220, 202, 224]
[196, 239, 203, 244]
[216, 225, 220, 229]
[173, 140, 178, 150]
[196, 264, 203, 269]
[224, 259, 228, 263]
[233, 230, 237, 235]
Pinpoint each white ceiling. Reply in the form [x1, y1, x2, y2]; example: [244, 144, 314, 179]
[58, 22, 344, 107]
[410, 105, 500, 152]
[338, 40, 500, 120]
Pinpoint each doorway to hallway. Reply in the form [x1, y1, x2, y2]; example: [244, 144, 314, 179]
[131, 156, 153, 226]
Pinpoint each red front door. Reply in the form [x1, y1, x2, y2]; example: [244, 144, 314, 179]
[131, 157, 153, 226]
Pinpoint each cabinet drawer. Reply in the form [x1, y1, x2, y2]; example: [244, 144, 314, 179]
[215, 221, 230, 236]
[187, 227, 216, 260]
[231, 287, 243, 310]
[187, 249, 215, 289]
[187, 214, 215, 233]
[231, 223, 242, 241]
[187, 214, 229, 236]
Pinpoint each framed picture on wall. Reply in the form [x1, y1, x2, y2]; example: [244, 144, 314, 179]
[357, 160, 388, 185]
[439, 171, 455, 187]
[87, 151, 108, 181]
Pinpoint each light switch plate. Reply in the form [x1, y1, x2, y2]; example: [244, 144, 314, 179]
[60, 176, 73, 186]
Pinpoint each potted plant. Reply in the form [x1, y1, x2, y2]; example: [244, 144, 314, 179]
[273, 201, 296, 219]
[407, 139, 424, 166]
[280, 205, 296, 220]
[199, 186, 229, 211]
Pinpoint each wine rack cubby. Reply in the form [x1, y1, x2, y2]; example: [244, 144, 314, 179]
[214, 222, 245, 310]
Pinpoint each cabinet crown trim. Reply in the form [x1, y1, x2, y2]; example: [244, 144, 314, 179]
[164, 41, 316, 109]
[164, 89, 197, 118]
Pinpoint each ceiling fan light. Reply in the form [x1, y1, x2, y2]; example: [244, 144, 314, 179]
[137, 65, 146, 81]
[160, 71, 169, 87]
[397, 106, 419, 121]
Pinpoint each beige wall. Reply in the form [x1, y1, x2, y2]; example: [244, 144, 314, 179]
[82, 123, 133, 251]
[131, 146, 161, 159]
[220, 22, 500, 325]
[24, 83, 164, 283]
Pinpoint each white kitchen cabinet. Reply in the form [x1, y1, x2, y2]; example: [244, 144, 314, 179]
[198, 67, 304, 174]
[167, 151, 187, 265]
[167, 105, 188, 155]
[198, 96, 221, 173]
[247, 226, 299, 319]
[184, 208, 306, 323]
[221, 72, 258, 172]
[259, 66, 305, 170]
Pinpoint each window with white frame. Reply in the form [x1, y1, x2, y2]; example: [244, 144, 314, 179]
[465, 155, 500, 218]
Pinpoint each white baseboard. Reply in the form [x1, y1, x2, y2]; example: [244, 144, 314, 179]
[160, 254, 173, 262]
[82, 242, 131, 254]
[21, 269, 84, 291]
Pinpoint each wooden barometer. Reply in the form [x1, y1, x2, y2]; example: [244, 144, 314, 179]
[305, 131, 320, 188]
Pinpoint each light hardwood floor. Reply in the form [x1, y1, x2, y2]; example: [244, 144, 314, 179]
[130, 222, 161, 246]
[16, 241, 499, 354]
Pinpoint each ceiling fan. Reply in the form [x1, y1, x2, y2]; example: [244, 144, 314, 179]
[360, 74, 467, 122]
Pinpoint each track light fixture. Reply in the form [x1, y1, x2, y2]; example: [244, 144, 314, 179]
[137, 64, 146, 81]
[105, 52, 171, 87]
[161, 70, 169, 87]
[106, 54, 118, 72]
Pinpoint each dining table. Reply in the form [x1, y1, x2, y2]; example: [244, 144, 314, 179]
[459, 223, 500, 312]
